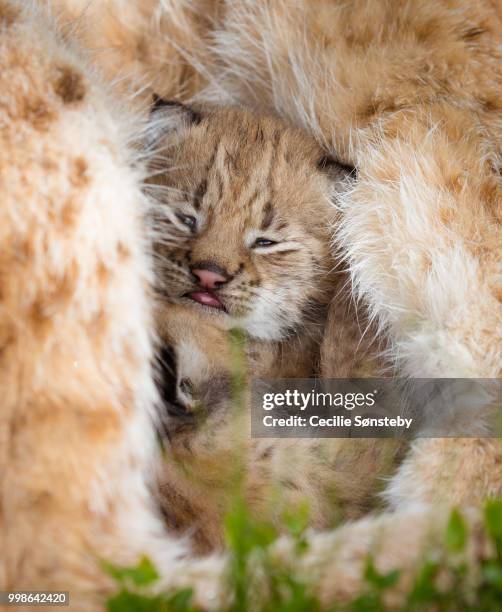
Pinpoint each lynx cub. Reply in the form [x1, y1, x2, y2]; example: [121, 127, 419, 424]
[148, 103, 397, 552]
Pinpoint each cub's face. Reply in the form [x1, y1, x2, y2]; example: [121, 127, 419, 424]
[148, 104, 349, 340]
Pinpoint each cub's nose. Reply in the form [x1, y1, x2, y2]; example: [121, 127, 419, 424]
[191, 262, 229, 289]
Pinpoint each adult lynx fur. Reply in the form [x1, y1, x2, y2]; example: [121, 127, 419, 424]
[1, 0, 501, 608]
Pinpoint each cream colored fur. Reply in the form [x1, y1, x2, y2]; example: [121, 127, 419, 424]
[0, 2, 222, 607]
[2, 0, 501, 608]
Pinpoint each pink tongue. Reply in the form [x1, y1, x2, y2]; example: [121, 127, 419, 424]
[188, 291, 224, 309]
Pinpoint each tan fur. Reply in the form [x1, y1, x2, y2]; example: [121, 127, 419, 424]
[148, 105, 341, 341]
[48, 0, 218, 104]
[2, 0, 501, 607]
[149, 106, 399, 552]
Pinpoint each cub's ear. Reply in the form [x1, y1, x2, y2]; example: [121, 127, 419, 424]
[145, 94, 202, 150]
[150, 94, 202, 125]
[317, 155, 357, 182]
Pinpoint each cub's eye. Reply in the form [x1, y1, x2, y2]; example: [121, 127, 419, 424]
[176, 212, 197, 230]
[253, 237, 277, 248]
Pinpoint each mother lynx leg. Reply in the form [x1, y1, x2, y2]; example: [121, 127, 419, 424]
[337, 109, 502, 506]
[0, 2, 223, 607]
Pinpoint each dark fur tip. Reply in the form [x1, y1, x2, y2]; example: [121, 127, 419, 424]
[151, 94, 202, 125]
[317, 155, 357, 178]
[151, 93, 182, 112]
[155, 344, 178, 407]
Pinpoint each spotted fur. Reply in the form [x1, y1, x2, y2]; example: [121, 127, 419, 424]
[3, 0, 502, 607]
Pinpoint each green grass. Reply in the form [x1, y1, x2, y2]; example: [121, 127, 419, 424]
[102, 499, 502, 611]
[105, 330, 502, 609]
[104, 328, 502, 610]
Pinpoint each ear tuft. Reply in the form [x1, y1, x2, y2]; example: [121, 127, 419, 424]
[150, 94, 202, 125]
[317, 155, 357, 179]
